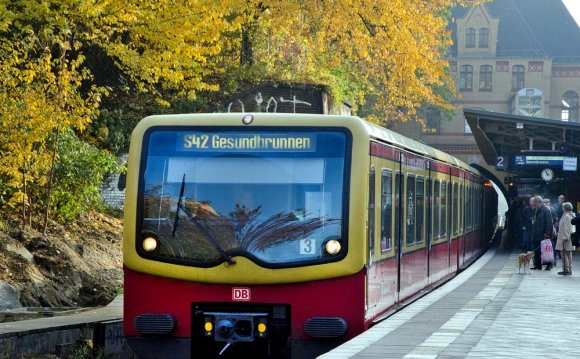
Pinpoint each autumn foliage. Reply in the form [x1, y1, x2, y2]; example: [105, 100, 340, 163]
[0, 0, 482, 226]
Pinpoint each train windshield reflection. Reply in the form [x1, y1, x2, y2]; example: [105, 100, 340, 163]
[139, 129, 349, 267]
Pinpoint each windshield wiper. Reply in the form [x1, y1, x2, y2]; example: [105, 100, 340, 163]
[172, 174, 235, 265]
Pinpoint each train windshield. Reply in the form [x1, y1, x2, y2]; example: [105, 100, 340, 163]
[139, 128, 349, 267]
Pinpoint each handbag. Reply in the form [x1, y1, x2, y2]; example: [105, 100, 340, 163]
[541, 238, 554, 264]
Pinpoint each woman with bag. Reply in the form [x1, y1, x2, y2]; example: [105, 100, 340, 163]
[555, 202, 575, 275]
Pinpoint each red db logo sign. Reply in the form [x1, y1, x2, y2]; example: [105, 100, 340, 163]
[232, 287, 251, 301]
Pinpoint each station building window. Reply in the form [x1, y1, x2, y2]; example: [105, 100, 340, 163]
[479, 28, 489, 48]
[479, 65, 492, 91]
[460, 65, 473, 91]
[561, 90, 579, 121]
[466, 28, 476, 48]
[512, 65, 525, 91]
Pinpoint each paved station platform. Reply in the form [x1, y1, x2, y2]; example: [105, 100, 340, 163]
[320, 247, 580, 358]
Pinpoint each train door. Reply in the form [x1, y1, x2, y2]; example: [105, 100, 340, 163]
[365, 144, 399, 321]
[398, 152, 428, 300]
[426, 166, 432, 279]
[394, 160, 402, 302]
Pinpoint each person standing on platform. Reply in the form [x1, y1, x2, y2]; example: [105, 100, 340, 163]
[521, 197, 535, 251]
[531, 196, 554, 270]
[555, 195, 565, 222]
[543, 198, 559, 267]
[556, 202, 575, 275]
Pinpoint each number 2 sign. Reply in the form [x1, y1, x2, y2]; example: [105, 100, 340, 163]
[496, 156, 507, 170]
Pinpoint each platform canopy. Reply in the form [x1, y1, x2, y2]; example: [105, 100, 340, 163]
[463, 108, 580, 166]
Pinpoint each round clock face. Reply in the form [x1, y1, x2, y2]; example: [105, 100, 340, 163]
[541, 168, 554, 181]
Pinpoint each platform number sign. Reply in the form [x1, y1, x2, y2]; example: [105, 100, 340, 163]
[496, 156, 507, 170]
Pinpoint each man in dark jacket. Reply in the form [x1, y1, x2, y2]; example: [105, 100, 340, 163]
[521, 197, 535, 251]
[531, 196, 554, 270]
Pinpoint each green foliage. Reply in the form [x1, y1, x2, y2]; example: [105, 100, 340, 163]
[51, 129, 122, 222]
[0, 0, 487, 225]
[69, 339, 104, 359]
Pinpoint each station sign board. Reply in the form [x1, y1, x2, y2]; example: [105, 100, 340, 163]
[514, 155, 576, 167]
[563, 157, 577, 171]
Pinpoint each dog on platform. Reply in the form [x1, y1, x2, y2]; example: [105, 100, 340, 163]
[518, 251, 535, 274]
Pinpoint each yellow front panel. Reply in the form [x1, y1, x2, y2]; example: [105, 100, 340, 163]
[123, 113, 369, 284]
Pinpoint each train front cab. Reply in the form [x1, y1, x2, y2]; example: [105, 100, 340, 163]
[123, 114, 375, 359]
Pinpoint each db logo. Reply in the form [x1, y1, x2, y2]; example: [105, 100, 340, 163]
[232, 287, 251, 301]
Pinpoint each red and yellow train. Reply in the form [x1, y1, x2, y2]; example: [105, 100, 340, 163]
[123, 113, 497, 358]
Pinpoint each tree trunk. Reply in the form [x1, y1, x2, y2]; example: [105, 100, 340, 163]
[43, 128, 61, 236]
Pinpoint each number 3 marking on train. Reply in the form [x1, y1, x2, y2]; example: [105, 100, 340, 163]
[300, 239, 316, 254]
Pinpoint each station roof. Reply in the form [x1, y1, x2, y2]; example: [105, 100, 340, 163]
[463, 108, 580, 165]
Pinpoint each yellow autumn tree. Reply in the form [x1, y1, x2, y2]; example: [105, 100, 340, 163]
[216, 0, 485, 123]
[0, 0, 244, 226]
[0, 0, 483, 226]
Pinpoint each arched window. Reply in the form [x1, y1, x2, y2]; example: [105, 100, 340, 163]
[562, 91, 579, 121]
[466, 28, 476, 48]
[512, 65, 525, 91]
[479, 28, 489, 48]
[460, 65, 473, 91]
[479, 65, 492, 91]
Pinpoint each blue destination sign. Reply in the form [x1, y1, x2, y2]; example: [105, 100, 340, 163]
[177, 132, 316, 152]
[515, 155, 568, 167]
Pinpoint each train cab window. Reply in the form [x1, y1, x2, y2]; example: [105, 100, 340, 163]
[434, 180, 440, 239]
[441, 181, 447, 238]
[416, 177, 424, 243]
[368, 168, 376, 260]
[406, 175, 416, 246]
[139, 129, 349, 268]
[380, 170, 393, 252]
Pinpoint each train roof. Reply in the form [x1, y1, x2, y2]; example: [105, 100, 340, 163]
[135, 113, 480, 176]
[361, 119, 479, 175]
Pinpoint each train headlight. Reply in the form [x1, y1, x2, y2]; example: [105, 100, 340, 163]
[205, 321, 213, 332]
[257, 318, 268, 338]
[142, 237, 158, 252]
[325, 240, 341, 255]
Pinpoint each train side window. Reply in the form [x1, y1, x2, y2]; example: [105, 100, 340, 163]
[395, 171, 402, 249]
[434, 180, 440, 239]
[406, 174, 416, 246]
[368, 167, 376, 260]
[427, 177, 432, 243]
[381, 170, 393, 252]
[464, 185, 469, 231]
[416, 177, 424, 243]
[453, 183, 459, 235]
[447, 181, 452, 237]
[441, 181, 447, 238]
[470, 186, 474, 231]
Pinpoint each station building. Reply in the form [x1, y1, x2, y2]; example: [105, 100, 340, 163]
[394, 0, 580, 207]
